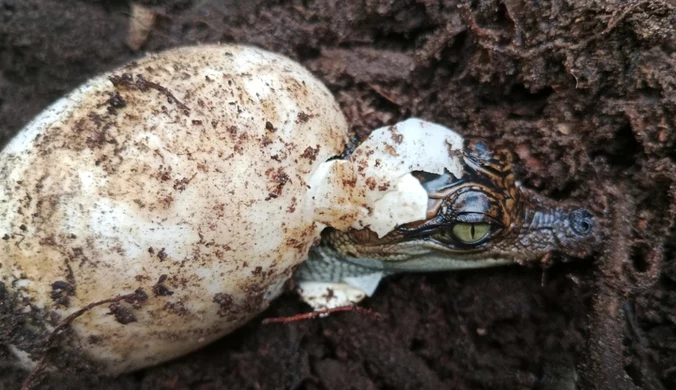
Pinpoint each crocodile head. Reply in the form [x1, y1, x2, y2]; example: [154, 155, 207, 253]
[324, 138, 601, 272]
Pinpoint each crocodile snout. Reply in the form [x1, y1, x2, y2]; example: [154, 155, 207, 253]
[552, 206, 602, 259]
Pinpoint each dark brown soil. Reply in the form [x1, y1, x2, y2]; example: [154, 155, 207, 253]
[1, 0, 675, 389]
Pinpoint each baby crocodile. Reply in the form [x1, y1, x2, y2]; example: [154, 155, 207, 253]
[296, 138, 600, 309]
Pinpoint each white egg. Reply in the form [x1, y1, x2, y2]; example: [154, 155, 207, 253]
[0, 44, 348, 373]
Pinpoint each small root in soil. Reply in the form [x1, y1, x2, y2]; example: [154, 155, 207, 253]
[262, 303, 382, 324]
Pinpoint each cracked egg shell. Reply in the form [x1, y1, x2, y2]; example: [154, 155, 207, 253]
[0, 44, 347, 373]
[310, 118, 465, 237]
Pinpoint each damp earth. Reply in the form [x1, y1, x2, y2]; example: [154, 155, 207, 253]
[1, 0, 675, 389]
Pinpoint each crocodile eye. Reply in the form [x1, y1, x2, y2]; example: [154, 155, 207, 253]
[451, 223, 491, 244]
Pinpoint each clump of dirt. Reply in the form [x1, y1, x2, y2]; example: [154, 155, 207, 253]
[1, 0, 675, 389]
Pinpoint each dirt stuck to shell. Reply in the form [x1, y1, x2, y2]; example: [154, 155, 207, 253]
[1, 0, 675, 389]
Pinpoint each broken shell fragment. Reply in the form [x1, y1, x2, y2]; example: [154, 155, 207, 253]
[310, 118, 464, 236]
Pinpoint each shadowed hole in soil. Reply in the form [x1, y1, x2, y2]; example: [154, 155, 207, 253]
[607, 124, 641, 169]
[630, 242, 652, 274]
[410, 338, 426, 353]
[295, 44, 321, 62]
[100, 0, 129, 13]
[537, 180, 581, 202]
[495, 2, 513, 30]
[505, 85, 555, 118]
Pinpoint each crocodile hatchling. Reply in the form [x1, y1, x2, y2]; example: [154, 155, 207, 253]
[0, 44, 599, 375]
[295, 137, 599, 309]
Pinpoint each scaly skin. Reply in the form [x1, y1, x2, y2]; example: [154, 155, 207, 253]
[299, 139, 600, 282]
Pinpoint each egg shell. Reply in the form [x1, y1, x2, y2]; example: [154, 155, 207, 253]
[310, 118, 464, 237]
[0, 44, 347, 373]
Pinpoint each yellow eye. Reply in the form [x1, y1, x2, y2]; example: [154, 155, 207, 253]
[452, 223, 491, 244]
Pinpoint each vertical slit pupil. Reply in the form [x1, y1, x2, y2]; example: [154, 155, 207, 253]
[470, 224, 475, 239]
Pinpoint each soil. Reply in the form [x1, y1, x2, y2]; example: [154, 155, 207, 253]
[1, 0, 675, 389]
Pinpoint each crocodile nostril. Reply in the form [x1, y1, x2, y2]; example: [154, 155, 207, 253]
[569, 208, 594, 235]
